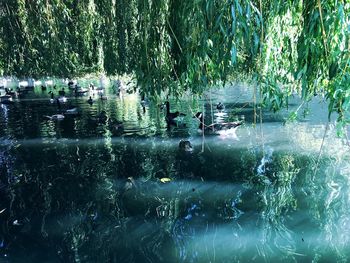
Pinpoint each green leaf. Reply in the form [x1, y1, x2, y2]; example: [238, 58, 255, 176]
[207, 39, 213, 48]
[231, 45, 237, 64]
[214, 14, 223, 30]
[235, 0, 242, 16]
[231, 4, 236, 22]
[246, 4, 251, 19]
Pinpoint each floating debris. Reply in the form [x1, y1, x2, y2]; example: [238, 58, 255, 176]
[160, 178, 172, 183]
[13, 220, 21, 226]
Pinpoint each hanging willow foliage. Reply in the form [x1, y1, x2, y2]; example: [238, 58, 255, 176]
[0, 0, 349, 123]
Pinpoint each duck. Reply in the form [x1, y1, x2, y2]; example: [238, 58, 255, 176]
[68, 83, 76, 90]
[140, 96, 147, 114]
[193, 112, 242, 134]
[0, 94, 13, 104]
[75, 87, 89, 96]
[96, 87, 104, 94]
[140, 99, 147, 108]
[108, 120, 124, 132]
[45, 114, 65, 121]
[68, 80, 75, 87]
[140, 93, 148, 108]
[87, 96, 93, 105]
[179, 140, 193, 152]
[87, 111, 108, 126]
[16, 87, 27, 97]
[58, 88, 66, 96]
[159, 103, 166, 110]
[4, 88, 15, 96]
[216, 102, 225, 111]
[114, 121, 124, 131]
[58, 96, 67, 103]
[164, 101, 186, 125]
[49, 91, 54, 103]
[65, 107, 79, 115]
[100, 94, 107, 100]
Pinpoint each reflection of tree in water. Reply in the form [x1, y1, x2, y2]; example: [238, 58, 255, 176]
[0, 142, 15, 246]
[3, 133, 350, 262]
[295, 151, 350, 262]
[240, 146, 350, 262]
[253, 153, 299, 261]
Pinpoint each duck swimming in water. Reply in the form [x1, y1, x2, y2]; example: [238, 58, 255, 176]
[100, 94, 107, 100]
[65, 107, 79, 115]
[194, 112, 242, 134]
[67, 80, 74, 87]
[45, 114, 65, 121]
[5, 88, 15, 96]
[164, 101, 186, 127]
[49, 91, 54, 103]
[58, 96, 67, 103]
[75, 87, 89, 96]
[87, 96, 93, 105]
[216, 102, 225, 111]
[165, 101, 186, 119]
[108, 119, 124, 133]
[58, 88, 66, 96]
[0, 94, 13, 104]
[179, 140, 193, 152]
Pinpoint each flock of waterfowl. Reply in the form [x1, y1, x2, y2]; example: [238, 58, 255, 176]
[0, 78, 132, 133]
[165, 98, 243, 151]
[1, 78, 243, 150]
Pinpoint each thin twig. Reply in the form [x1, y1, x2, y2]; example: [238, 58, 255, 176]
[317, 0, 329, 57]
[253, 85, 257, 128]
[259, 88, 264, 152]
[166, 19, 183, 53]
[258, 0, 266, 156]
[209, 90, 214, 132]
[202, 102, 205, 152]
[313, 121, 329, 176]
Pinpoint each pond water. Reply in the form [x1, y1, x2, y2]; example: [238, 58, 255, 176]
[0, 79, 350, 262]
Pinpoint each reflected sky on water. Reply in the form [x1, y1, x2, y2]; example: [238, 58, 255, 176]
[0, 78, 350, 262]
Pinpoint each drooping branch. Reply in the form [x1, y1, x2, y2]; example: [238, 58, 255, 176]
[0, 0, 348, 125]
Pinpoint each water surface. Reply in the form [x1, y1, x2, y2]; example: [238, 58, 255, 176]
[0, 79, 349, 262]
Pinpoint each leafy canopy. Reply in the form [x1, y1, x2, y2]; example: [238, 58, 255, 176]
[0, 0, 349, 124]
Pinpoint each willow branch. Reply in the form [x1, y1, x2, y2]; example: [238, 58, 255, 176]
[317, 0, 329, 57]
[166, 19, 183, 53]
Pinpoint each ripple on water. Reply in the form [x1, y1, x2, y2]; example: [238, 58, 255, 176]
[1, 83, 350, 262]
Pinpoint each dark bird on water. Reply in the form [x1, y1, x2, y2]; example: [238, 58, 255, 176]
[216, 102, 225, 111]
[87, 96, 93, 105]
[164, 101, 186, 126]
[58, 88, 66, 96]
[179, 140, 193, 152]
[194, 112, 242, 133]
[100, 94, 107, 100]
